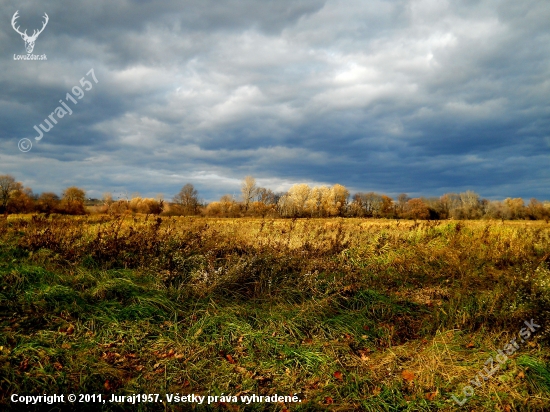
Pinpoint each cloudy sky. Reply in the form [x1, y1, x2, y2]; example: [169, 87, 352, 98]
[1, 0, 549, 201]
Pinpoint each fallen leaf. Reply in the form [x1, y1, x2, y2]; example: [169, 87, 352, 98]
[358, 349, 370, 361]
[333, 371, 344, 381]
[19, 359, 29, 371]
[234, 366, 249, 375]
[226, 354, 236, 364]
[402, 370, 415, 382]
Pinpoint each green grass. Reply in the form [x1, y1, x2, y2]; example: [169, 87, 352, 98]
[1, 216, 550, 410]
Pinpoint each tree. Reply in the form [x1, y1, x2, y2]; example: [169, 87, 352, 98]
[61, 186, 86, 215]
[380, 195, 395, 218]
[351, 192, 383, 217]
[458, 190, 482, 219]
[404, 198, 430, 220]
[526, 198, 549, 221]
[396, 193, 410, 217]
[504, 198, 525, 220]
[241, 176, 258, 210]
[0, 175, 19, 213]
[284, 184, 311, 217]
[7, 186, 34, 213]
[256, 187, 278, 205]
[331, 184, 349, 216]
[173, 183, 200, 215]
[37, 192, 60, 214]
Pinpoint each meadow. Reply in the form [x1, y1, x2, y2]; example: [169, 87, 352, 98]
[1, 215, 549, 411]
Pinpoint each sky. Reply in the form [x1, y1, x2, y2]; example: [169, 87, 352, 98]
[0, 0, 549, 202]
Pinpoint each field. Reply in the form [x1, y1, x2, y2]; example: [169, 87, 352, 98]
[1, 215, 550, 411]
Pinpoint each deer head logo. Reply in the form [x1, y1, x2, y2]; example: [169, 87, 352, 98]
[12, 11, 49, 54]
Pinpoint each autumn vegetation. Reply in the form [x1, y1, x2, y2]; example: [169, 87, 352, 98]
[0, 210, 549, 411]
[1, 174, 549, 221]
[1, 172, 550, 410]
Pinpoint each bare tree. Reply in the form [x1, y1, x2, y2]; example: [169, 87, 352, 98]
[396, 193, 410, 217]
[0, 175, 19, 213]
[257, 187, 277, 205]
[173, 183, 200, 215]
[241, 176, 258, 210]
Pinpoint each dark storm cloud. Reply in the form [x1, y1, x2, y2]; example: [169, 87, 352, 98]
[0, 0, 549, 201]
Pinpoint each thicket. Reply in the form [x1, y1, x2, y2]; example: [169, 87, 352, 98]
[1, 174, 549, 221]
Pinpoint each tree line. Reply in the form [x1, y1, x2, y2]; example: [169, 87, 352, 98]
[1, 174, 549, 221]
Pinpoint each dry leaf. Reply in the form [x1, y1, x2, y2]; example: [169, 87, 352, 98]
[402, 370, 415, 382]
[19, 359, 29, 371]
[226, 354, 236, 364]
[234, 366, 248, 375]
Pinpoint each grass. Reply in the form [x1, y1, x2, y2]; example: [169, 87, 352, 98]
[0, 215, 550, 410]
